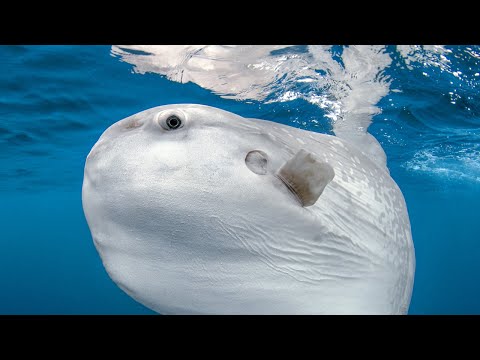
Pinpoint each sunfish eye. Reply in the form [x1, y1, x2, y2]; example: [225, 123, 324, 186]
[156, 112, 185, 131]
[166, 115, 182, 130]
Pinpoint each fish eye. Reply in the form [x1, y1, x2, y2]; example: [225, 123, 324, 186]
[156, 111, 186, 131]
[166, 115, 182, 130]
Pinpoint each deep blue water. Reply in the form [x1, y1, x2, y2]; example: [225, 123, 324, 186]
[1, 45, 479, 314]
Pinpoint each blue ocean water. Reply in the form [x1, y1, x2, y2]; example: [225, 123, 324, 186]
[1, 45, 479, 314]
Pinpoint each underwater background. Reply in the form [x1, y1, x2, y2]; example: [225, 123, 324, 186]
[1, 45, 479, 314]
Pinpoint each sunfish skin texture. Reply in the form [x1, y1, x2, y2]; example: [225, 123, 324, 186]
[82, 104, 415, 314]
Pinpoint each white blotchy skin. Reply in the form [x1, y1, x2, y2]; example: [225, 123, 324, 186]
[82, 104, 415, 314]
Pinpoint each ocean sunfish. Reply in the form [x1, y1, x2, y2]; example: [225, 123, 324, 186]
[82, 104, 415, 314]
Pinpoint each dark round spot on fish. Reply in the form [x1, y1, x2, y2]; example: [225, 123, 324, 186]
[245, 150, 269, 175]
[166, 115, 181, 129]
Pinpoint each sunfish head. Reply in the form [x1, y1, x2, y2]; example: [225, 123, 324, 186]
[82, 104, 415, 314]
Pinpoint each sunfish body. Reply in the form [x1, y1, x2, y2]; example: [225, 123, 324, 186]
[82, 104, 415, 314]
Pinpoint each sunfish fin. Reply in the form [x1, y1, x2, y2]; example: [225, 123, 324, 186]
[276, 149, 335, 207]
